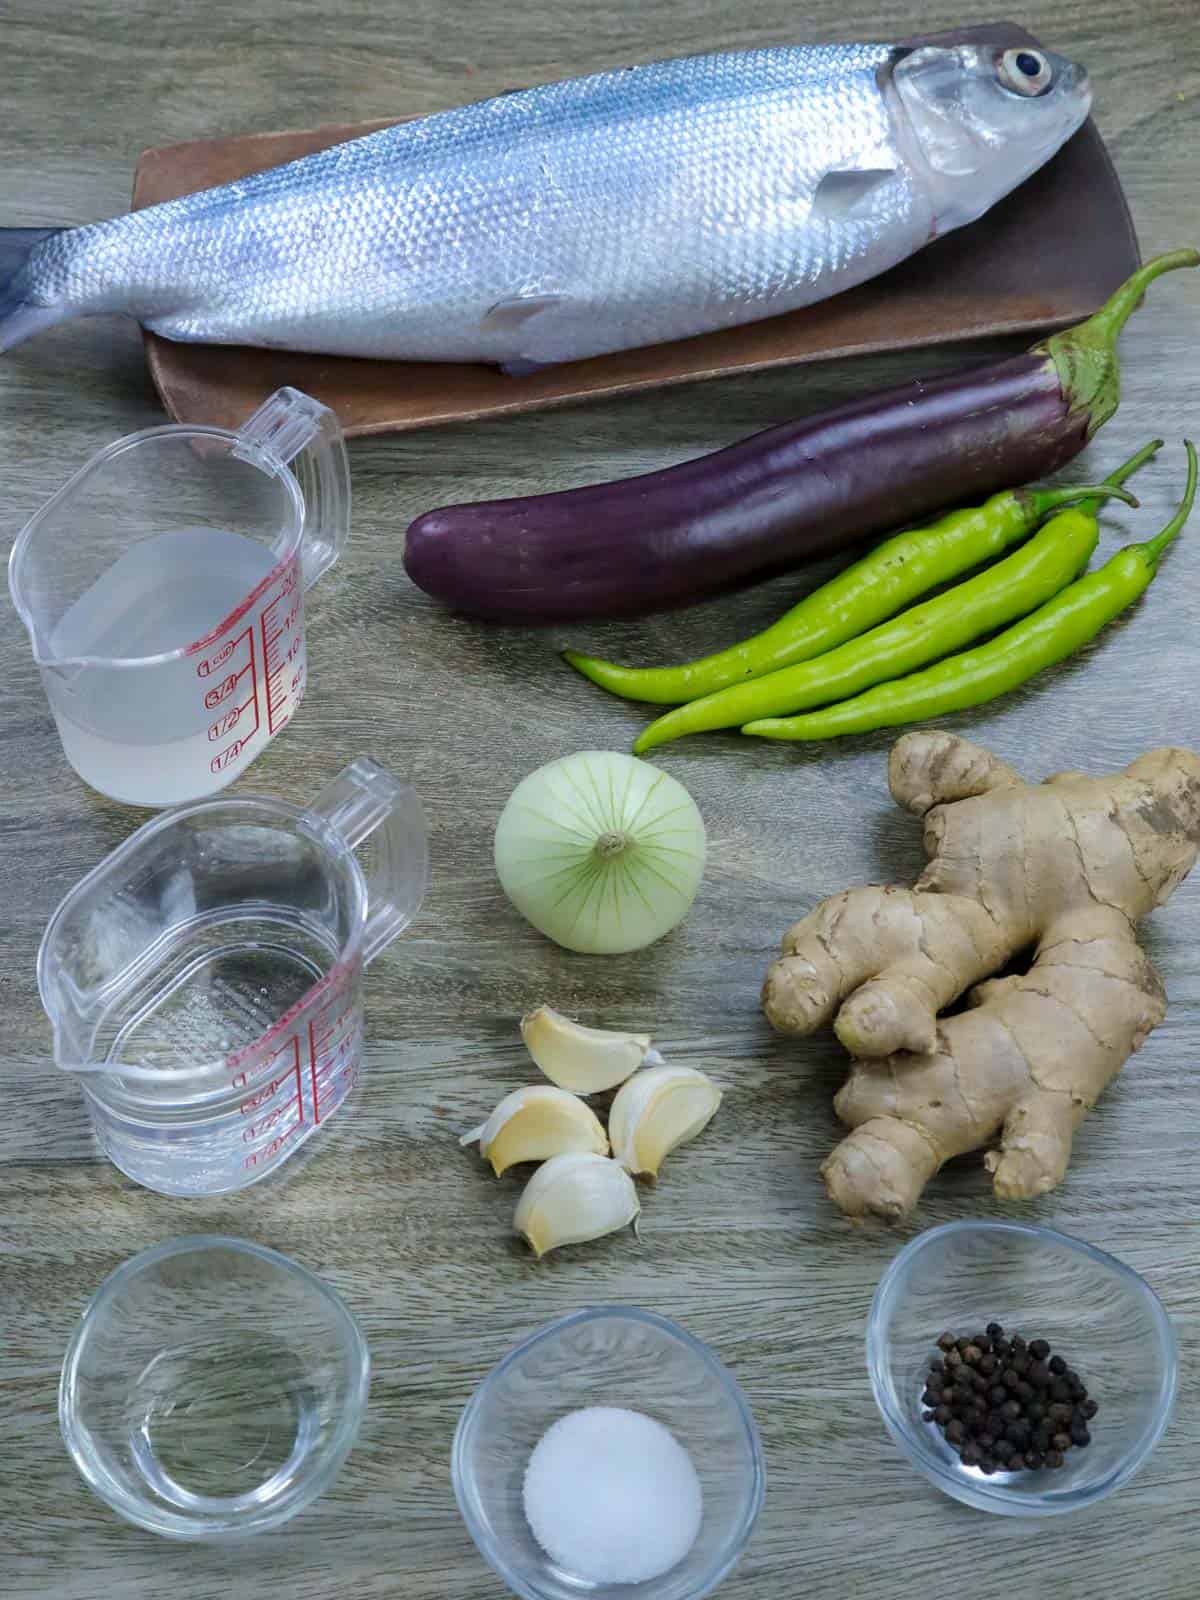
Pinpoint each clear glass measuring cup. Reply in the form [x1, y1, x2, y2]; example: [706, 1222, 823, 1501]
[37, 758, 428, 1196]
[8, 386, 350, 806]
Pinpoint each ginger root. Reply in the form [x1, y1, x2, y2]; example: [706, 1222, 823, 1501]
[763, 732, 1200, 1219]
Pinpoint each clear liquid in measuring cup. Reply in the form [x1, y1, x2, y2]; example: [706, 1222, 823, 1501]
[85, 914, 363, 1196]
[48, 527, 305, 805]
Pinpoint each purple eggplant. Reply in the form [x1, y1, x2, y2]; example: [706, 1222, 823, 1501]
[404, 251, 1197, 622]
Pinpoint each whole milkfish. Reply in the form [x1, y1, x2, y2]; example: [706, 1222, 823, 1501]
[0, 40, 1089, 368]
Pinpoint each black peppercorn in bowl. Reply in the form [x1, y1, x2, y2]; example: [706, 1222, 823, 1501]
[867, 1222, 1176, 1516]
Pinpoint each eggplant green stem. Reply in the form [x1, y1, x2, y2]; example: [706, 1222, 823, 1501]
[1043, 249, 1199, 438]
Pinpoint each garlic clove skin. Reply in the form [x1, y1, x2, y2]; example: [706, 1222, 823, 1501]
[514, 1151, 641, 1258]
[521, 1004, 654, 1093]
[609, 1065, 722, 1178]
[461, 1086, 608, 1177]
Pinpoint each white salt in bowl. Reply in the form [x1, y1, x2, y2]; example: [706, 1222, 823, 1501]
[452, 1307, 765, 1600]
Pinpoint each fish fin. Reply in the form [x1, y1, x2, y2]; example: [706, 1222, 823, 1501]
[481, 292, 572, 336]
[0, 227, 64, 352]
[500, 357, 551, 378]
[810, 168, 897, 222]
[483, 294, 588, 374]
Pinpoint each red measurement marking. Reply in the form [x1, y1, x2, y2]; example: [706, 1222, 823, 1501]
[186, 549, 298, 657]
[308, 1018, 321, 1124]
[242, 1097, 299, 1141]
[235, 1035, 303, 1122]
[259, 558, 304, 737]
[208, 683, 259, 742]
[210, 737, 249, 773]
[304, 992, 363, 1126]
[225, 957, 354, 1071]
[243, 1117, 303, 1170]
[203, 656, 253, 711]
[204, 628, 261, 774]
[195, 627, 250, 678]
[240, 1075, 286, 1115]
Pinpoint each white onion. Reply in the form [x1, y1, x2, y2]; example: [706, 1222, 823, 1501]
[494, 751, 706, 954]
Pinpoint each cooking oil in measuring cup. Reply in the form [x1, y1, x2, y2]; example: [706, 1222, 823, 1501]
[8, 387, 348, 806]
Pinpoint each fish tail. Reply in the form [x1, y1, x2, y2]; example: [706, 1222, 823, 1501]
[0, 227, 65, 352]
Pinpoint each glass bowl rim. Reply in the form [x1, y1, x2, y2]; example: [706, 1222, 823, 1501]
[452, 1304, 766, 1599]
[866, 1218, 1178, 1516]
[58, 1233, 371, 1540]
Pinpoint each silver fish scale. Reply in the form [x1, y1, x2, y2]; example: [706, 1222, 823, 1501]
[32, 44, 931, 364]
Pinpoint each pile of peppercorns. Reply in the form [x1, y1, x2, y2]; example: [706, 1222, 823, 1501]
[923, 1323, 1098, 1474]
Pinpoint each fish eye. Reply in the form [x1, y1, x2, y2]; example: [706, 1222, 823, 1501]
[997, 47, 1054, 96]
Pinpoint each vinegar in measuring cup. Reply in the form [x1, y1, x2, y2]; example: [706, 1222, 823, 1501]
[50, 527, 306, 807]
[8, 387, 350, 808]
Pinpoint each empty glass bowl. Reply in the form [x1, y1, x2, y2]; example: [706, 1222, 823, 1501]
[59, 1236, 370, 1539]
[452, 1307, 765, 1600]
[868, 1220, 1176, 1516]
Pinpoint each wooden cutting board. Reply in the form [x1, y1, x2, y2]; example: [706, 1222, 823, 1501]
[132, 23, 1139, 435]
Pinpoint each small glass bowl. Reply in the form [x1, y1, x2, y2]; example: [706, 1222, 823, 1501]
[452, 1307, 765, 1600]
[867, 1220, 1176, 1516]
[59, 1236, 370, 1539]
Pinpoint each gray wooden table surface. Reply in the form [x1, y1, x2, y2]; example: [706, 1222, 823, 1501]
[2, 1, 1197, 1596]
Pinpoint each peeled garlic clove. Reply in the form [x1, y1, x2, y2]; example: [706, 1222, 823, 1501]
[609, 1065, 722, 1178]
[521, 1004, 654, 1093]
[514, 1151, 640, 1258]
[461, 1085, 608, 1177]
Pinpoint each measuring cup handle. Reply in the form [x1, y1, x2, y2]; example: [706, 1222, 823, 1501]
[235, 387, 351, 591]
[310, 758, 429, 965]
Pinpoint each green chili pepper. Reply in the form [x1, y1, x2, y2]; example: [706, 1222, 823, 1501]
[564, 478, 1139, 708]
[742, 441, 1196, 744]
[631, 443, 1156, 754]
